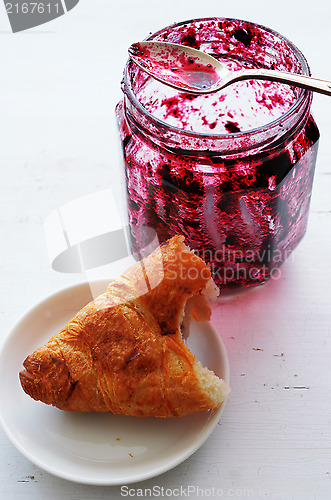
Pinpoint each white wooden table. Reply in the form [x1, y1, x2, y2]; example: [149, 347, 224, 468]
[1, 1, 331, 498]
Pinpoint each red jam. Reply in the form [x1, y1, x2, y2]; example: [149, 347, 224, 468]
[128, 42, 220, 91]
[117, 18, 319, 289]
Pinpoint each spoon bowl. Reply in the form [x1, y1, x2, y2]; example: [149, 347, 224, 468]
[129, 41, 331, 96]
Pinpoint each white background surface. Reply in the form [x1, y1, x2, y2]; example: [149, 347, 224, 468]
[0, 0, 331, 498]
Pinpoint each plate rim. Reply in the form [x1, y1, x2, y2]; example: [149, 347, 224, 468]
[0, 279, 230, 486]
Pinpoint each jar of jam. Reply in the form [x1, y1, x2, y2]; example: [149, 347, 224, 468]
[116, 18, 319, 289]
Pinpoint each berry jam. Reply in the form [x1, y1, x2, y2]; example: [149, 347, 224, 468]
[128, 42, 220, 92]
[117, 18, 319, 289]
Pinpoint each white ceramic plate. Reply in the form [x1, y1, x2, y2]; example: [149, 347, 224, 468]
[0, 280, 229, 485]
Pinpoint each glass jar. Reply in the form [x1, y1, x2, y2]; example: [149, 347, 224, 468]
[116, 18, 319, 289]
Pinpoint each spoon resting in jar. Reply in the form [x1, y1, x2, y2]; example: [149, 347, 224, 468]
[128, 41, 331, 96]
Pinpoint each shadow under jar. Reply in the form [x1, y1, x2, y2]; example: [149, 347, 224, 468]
[116, 18, 319, 290]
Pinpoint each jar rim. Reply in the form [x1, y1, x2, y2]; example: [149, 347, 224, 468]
[122, 17, 311, 149]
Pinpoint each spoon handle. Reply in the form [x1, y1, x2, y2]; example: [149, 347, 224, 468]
[231, 68, 331, 96]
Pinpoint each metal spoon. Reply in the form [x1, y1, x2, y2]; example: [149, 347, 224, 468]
[128, 41, 331, 96]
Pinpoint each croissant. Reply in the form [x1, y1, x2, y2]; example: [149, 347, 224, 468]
[19, 235, 228, 417]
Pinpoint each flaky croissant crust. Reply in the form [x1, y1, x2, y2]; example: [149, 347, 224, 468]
[19, 235, 227, 417]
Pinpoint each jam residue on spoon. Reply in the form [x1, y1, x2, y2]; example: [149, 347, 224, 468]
[129, 42, 220, 91]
